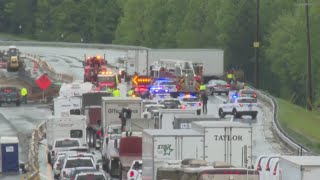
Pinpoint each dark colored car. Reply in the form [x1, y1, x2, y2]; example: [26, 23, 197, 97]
[239, 89, 257, 99]
[159, 99, 181, 109]
[0, 87, 20, 106]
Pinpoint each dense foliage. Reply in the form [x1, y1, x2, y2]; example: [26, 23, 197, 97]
[0, 0, 318, 108]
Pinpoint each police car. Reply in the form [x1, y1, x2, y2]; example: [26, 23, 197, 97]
[178, 94, 202, 115]
[149, 79, 177, 94]
[218, 96, 258, 119]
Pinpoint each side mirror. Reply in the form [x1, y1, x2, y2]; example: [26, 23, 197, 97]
[48, 145, 53, 150]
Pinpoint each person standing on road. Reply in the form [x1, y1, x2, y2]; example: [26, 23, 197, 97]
[119, 112, 127, 132]
[21, 87, 28, 104]
[201, 92, 208, 114]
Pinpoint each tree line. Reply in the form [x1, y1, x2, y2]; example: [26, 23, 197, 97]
[1, 0, 319, 108]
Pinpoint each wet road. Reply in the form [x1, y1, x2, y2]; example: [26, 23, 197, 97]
[0, 46, 292, 179]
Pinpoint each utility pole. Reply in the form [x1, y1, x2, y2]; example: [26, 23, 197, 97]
[254, 0, 260, 88]
[304, 0, 313, 111]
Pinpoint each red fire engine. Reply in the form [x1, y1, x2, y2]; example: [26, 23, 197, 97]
[83, 55, 107, 83]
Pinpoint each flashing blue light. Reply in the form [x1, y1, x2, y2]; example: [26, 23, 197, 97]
[232, 94, 238, 99]
[155, 78, 173, 82]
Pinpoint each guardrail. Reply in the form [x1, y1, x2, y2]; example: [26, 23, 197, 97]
[22, 120, 46, 180]
[251, 86, 316, 155]
[0, 40, 149, 50]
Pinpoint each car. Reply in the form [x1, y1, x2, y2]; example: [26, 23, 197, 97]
[142, 104, 165, 119]
[0, 87, 21, 106]
[150, 79, 177, 93]
[206, 80, 230, 95]
[127, 160, 142, 180]
[60, 156, 98, 179]
[239, 89, 257, 99]
[69, 167, 99, 180]
[48, 138, 81, 166]
[53, 151, 77, 179]
[178, 94, 202, 115]
[218, 97, 258, 119]
[74, 171, 108, 180]
[158, 99, 182, 109]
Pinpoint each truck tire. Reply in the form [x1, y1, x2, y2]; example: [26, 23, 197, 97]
[92, 132, 97, 148]
[232, 109, 238, 118]
[219, 108, 225, 118]
[251, 112, 257, 119]
[47, 153, 51, 165]
[196, 109, 201, 115]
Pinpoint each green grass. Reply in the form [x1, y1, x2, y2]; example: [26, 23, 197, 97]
[277, 98, 320, 154]
[0, 33, 33, 41]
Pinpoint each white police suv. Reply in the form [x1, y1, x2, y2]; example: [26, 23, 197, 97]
[218, 96, 258, 119]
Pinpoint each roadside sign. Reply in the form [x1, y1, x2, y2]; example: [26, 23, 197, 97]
[36, 74, 52, 90]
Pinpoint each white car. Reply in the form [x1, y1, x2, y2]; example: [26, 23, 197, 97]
[60, 157, 97, 180]
[178, 95, 202, 115]
[127, 160, 142, 180]
[218, 97, 258, 119]
[150, 80, 177, 93]
[74, 171, 108, 180]
[49, 138, 81, 165]
[142, 104, 165, 119]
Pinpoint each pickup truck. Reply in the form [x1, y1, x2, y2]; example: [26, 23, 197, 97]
[0, 87, 20, 106]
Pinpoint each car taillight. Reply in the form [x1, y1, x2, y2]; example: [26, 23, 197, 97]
[253, 93, 257, 98]
[130, 170, 135, 177]
[226, 84, 230, 88]
[198, 102, 202, 106]
[176, 85, 179, 90]
[181, 105, 186, 109]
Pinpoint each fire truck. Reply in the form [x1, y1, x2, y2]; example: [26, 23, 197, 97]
[95, 71, 118, 91]
[149, 59, 202, 96]
[83, 55, 107, 83]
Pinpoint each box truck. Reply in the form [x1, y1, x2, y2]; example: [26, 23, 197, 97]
[101, 97, 143, 135]
[192, 121, 253, 167]
[279, 156, 320, 180]
[46, 115, 87, 146]
[157, 109, 197, 130]
[53, 96, 82, 117]
[142, 129, 204, 180]
[173, 114, 221, 129]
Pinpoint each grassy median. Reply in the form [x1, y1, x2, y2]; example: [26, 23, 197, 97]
[277, 98, 320, 154]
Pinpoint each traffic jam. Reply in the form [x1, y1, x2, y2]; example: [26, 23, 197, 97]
[41, 55, 274, 180]
[2, 50, 315, 180]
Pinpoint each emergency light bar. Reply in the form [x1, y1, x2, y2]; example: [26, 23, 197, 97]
[179, 93, 196, 98]
[155, 78, 173, 82]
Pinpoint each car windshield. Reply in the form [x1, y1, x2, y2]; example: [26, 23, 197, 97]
[65, 159, 94, 168]
[237, 98, 257, 103]
[98, 76, 115, 82]
[211, 80, 227, 85]
[162, 100, 181, 105]
[76, 174, 105, 180]
[182, 98, 199, 102]
[157, 169, 182, 180]
[132, 162, 143, 170]
[180, 172, 198, 180]
[55, 140, 80, 148]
